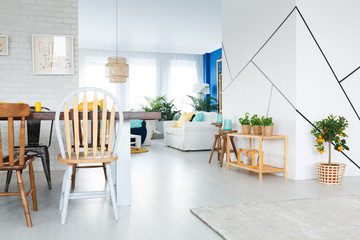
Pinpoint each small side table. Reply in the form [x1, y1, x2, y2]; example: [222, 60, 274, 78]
[208, 123, 223, 164]
[219, 130, 238, 167]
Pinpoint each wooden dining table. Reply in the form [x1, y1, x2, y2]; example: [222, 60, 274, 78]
[3, 110, 161, 206]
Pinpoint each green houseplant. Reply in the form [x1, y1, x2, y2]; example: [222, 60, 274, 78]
[239, 112, 251, 134]
[141, 96, 180, 121]
[187, 86, 218, 112]
[310, 115, 349, 184]
[261, 116, 274, 136]
[140, 95, 180, 139]
[250, 114, 262, 135]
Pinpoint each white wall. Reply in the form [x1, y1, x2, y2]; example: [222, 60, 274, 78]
[223, 0, 360, 180]
[0, 0, 79, 170]
[222, 0, 297, 179]
[296, 0, 360, 179]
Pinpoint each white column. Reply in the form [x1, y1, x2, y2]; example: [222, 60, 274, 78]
[114, 82, 131, 206]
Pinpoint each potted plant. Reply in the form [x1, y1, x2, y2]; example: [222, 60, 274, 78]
[239, 112, 251, 134]
[310, 115, 349, 184]
[261, 116, 274, 136]
[140, 95, 180, 138]
[187, 86, 218, 112]
[250, 114, 262, 135]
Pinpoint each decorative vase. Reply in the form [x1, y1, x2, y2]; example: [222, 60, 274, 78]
[223, 120, 232, 131]
[261, 125, 274, 136]
[216, 114, 223, 123]
[252, 125, 262, 135]
[241, 125, 251, 134]
[316, 162, 346, 185]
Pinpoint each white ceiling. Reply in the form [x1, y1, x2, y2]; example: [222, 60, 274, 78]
[79, 0, 222, 54]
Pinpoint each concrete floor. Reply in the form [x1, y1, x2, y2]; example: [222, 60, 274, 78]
[1, 139, 359, 240]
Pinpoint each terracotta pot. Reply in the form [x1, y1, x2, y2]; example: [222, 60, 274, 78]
[261, 125, 274, 136]
[316, 162, 346, 185]
[241, 125, 251, 134]
[252, 125, 262, 135]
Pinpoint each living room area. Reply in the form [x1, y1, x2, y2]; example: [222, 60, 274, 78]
[1, 0, 360, 239]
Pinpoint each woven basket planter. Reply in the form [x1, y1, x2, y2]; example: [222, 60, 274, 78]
[241, 125, 251, 134]
[261, 125, 274, 136]
[316, 162, 346, 185]
[252, 125, 262, 135]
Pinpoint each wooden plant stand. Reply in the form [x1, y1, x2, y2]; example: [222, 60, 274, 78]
[226, 133, 287, 180]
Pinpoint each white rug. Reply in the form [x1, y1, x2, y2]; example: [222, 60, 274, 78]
[191, 195, 360, 240]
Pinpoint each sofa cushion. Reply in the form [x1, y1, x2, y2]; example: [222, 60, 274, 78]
[130, 119, 143, 128]
[203, 112, 217, 122]
[173, 112, 195, 128]
[193, 112, 204, 122]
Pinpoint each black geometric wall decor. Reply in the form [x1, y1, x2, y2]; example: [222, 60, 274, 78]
[222, 6, 360, 169]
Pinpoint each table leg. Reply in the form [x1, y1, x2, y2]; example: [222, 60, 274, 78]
[249, 138, 252, 149]
[259, 138, 263, 180]
[230, 137, 238, 159]
[284, 136, 288, 178]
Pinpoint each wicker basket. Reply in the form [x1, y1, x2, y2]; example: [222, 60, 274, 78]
[261, 125, 274, 136]
[241, 125, 251, 134]
[316, 162, 346, 185]
[252, 125, 262, 135]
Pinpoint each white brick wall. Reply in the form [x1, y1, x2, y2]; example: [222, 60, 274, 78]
[0, 0, 79, 171]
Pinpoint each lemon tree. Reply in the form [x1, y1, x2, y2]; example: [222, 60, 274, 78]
[310, 115, 349, 164]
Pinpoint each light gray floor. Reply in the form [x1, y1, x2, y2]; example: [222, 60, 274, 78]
[1, 139, 360, 240]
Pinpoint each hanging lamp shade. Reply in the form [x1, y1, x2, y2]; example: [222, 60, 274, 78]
[105, 57, 129, 83]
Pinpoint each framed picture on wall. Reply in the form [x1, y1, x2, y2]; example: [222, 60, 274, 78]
[0, 35, 8, 56]
[32, 35, 74, 75]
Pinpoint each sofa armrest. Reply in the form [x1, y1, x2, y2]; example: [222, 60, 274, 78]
[163, 120, 177, 129]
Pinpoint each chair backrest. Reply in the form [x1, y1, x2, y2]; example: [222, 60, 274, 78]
[55, 88, 123, 161]
[27, 106, 51, 146]
[0, 103, 30, 167]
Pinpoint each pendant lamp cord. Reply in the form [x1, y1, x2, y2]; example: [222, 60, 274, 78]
[116, 0, 118, 63]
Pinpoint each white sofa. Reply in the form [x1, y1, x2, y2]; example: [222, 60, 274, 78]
[163, 112, 217, 151]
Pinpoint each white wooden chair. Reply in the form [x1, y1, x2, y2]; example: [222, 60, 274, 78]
[55, 87, 123, 224]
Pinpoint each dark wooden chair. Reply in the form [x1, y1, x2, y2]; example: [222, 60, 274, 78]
[0, 103, 38, 227]
[5, 106, 53, 191]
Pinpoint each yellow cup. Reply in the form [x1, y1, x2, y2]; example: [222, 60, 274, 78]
[35, 102, 41, 112]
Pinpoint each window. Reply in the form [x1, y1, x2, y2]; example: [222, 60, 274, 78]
[128, 58, 157, 110]
[79, 49, 203, 114]
[168, 60, 199, 112]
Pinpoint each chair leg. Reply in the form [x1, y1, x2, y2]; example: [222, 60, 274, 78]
[209, 135, 218, 163]
[16, 170, 32, 227]
[217, 137, 222, 161]
[28, 162, 38, 211]
[105, 164, 118, 220]
[102, 163, 107, 180]
[5, 170, 12, 192]
[220, 138, 226, 167]
[61, 165, 73, 224]
[59, 165, 69, 210]
[39, 148, 52, 189]
[71, 164, 76, 189]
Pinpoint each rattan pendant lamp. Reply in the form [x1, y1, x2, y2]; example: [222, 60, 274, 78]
[105, 0, 129, 83]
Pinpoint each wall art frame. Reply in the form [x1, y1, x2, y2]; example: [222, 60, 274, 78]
[0, 35, 8, 56]
[32, 35, 74, 75]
